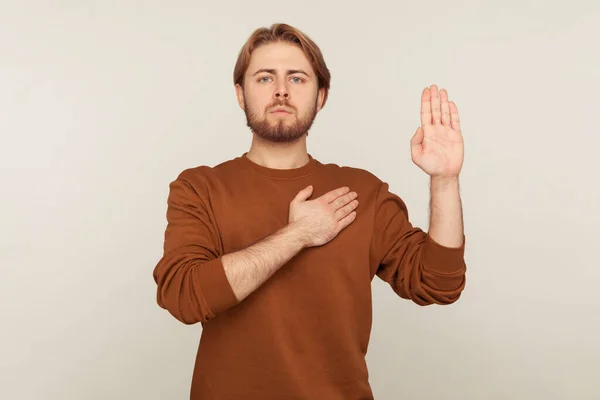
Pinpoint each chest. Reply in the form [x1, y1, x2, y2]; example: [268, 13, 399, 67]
[213, 181, 293, 253]
[209, 177, 375, 287]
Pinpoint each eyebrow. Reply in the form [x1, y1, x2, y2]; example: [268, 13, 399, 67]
[252, 68, 311, 77]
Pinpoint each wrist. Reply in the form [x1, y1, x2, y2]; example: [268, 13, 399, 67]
[284, 222, 309, 250]
[430, 175, 459, 190]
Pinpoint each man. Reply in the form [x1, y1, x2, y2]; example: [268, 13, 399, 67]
[153, 23, 466, 400]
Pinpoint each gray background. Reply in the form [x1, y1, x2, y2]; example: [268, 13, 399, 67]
[1, 1, 598, 399]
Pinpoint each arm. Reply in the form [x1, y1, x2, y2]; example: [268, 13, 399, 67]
[373, 84, 467, 305]
[371, 181, 466, 305]
[413, 84, 464, 249]
[222, 223, 305, 302]
[153, 173, 305, 325]
[154, 176, 356, 324]
[428, 176, 464, 248]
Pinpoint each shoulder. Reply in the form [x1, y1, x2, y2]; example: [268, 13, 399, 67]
[171, 166, 213, 191]
[172, 156, 239, 185]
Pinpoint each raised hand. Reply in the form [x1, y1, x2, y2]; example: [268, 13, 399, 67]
[410, 85, 464, 179]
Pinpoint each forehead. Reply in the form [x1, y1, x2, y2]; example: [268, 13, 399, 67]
[247, 42, 314, 75]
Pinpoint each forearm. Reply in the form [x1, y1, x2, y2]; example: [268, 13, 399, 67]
[428, 177, 464, 248]
[222, 223, 306, 302]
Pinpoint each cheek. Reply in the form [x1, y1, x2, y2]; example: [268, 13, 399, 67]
[246, 95, 268, 114]
[244, 85, 270, 109]
[295, 87, 318, 107]
[298, 95, 318, 115]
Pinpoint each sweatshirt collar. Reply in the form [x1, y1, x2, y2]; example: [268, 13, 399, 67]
[238, 152, 320, 179]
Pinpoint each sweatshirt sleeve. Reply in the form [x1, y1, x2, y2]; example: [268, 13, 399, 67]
[370, 181, 466, 305]
[153, 173, 239, 324]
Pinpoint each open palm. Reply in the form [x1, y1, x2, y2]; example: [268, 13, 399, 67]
[410, 85, 464, 178]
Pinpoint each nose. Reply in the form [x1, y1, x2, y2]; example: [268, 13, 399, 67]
[274, 83, 290, 100]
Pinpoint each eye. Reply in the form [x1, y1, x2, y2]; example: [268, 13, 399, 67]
[290, 76, 304, 83]
[258, 76, 272, 83]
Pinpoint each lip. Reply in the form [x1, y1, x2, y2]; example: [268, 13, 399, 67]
[270, 108, 292, 114]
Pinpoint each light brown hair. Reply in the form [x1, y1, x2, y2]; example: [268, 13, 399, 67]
[233, 23, 331, 108]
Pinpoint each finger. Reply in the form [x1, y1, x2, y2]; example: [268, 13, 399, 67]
[440, 89, 451, 127]
[335, 199, 359, 220]
[449, 101, 461, 133]
[294, 185, 313, 202]
[331, 191, 357, 210]
[430, 84, 441, 124]
[321, 186, 350, 203]
[420, 87, 432, 126]
[336, 210, 357, 231]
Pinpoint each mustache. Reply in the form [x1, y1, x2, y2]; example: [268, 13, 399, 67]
[268, 99, 294, 110]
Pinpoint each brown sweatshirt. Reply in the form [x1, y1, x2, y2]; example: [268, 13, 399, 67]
[153, 152, 467, 400]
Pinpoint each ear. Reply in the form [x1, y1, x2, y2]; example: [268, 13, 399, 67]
[316, 87, 326, 112]
[235, 83, 245, 111]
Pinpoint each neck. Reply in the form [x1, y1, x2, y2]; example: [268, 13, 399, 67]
[247, 134, 310, 170]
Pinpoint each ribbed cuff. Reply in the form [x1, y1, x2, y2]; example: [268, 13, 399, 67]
[196, 258, 240, 318]
[422, 234, 466, 274]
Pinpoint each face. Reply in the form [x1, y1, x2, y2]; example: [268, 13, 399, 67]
[236, 42, 325, 143]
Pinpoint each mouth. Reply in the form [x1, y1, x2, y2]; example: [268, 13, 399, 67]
[270, 108, 292, 114]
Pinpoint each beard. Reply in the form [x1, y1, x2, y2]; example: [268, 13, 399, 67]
[243, 95, 318, 143]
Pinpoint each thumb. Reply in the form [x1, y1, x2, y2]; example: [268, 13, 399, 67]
[410, 126, 424, 147]
[294, 185, 313, 202]
[410, 127, 424, 154]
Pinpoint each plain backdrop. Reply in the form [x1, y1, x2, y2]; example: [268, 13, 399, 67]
[1, 1, 599, 399]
